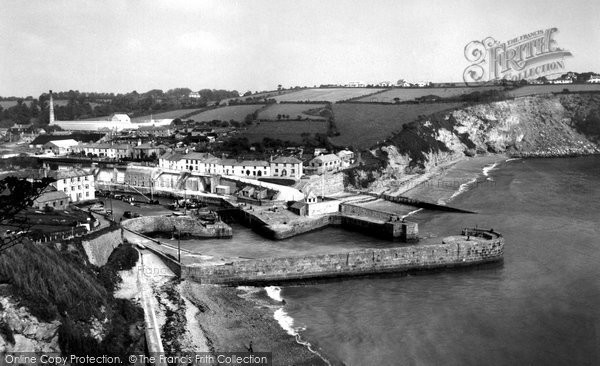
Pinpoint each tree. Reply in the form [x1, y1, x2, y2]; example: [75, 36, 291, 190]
[0, 176, 54, 253]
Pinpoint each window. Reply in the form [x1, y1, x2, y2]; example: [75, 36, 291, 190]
[86, 192, 89, 197]
[60, 200, 63, 205]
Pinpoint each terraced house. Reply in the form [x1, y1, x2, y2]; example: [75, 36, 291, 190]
[48, 168, 95, 202]
[77, 142, 133, 159]
[158, 152, 304, 178]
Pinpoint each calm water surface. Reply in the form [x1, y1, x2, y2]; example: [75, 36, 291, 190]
[279, 157, 600, 366]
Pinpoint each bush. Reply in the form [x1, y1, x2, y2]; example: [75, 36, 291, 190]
[98, 244, 139, 292]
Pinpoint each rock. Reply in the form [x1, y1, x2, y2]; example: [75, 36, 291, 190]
[11, 334, 36, 352]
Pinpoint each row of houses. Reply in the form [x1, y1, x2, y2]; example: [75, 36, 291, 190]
[157, 150, 355, 179]
[158, 152, 305, 179]
[42, 139, 168, 159]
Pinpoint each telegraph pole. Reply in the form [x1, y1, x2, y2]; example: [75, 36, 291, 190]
[177, 228, 181, 262]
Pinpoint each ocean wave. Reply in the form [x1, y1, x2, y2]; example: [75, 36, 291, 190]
[505, 157, 522, 162]
[448, 177, 477, 201]
[482, 162, 499, 177]
[401, 208, 423, 219]
[265, 286, 284, 302]
[266, 287, 332, 366]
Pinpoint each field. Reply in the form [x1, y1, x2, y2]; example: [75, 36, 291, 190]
[355, 86, 504, 103]
[187, 105, 265, 122]
[331, 103, 463, 148]
[129, 108, 204, 122]
[257, 103, 327, 120]
[508, 83, 600, 98]
[241, 120, 328, 143]
[218, 90, 292, 105]
[272, 88, 384, 103]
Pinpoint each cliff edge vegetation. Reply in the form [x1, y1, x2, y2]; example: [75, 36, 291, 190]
[346, 94, 600, 189]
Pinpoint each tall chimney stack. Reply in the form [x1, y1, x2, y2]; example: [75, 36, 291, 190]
[49, 90, 55, 125]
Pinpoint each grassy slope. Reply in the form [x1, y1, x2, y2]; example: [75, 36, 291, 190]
[0, 241, 143, 355]
[272, 88, 384, 102]
[331, 103, 463, 149]
[186, 105, 265, 122]
[258, 103, 327, 120]
[355, 86, 503, 103]
[241, 120, 328, 143]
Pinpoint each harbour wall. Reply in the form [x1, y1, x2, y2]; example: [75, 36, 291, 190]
[181, 234, 504, 285]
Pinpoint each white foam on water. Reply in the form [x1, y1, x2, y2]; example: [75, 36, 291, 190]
[265, 286, 283, 302]
[482, 162, 499, 177]
[449, 177, 477, 201]
[266, 287, 332, 366]
[401, 208, 423, 219]
[274, 308, 298, 336]
[505, 157, 522, 162]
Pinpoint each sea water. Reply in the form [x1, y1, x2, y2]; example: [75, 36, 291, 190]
[279, 156, 600, 365]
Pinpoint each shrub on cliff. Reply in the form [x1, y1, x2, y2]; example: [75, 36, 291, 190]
[98, 244, 139, 292]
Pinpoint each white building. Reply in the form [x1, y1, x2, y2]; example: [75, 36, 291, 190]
[77, 143, 133, 159]
[587, 75, 600, 83]
[347, 81, 365, 88]
[336, 149, 355, 168]
[221, 159, 270, 177]
[308, 154, 342, 174]
[49, 168, 95, 202]
[270, 156, 303, 179]
[43, 139, 79, 155]
[551, 79, 573, 84]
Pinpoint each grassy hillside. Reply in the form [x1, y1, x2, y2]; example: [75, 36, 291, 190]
[0, 241, 143, 356]
[241, 120, 328, 143]
[355, 86, 504, 103]
[508, 84, 600, 98]
[257, 103, 327, 120]
[272, 88, 384, 103]
[187, 104, 265, 122]
[331, 102, 463, 148]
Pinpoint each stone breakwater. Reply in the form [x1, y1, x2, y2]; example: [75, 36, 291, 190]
[181, 232, 504, 285]
[121, 215, 232, 239]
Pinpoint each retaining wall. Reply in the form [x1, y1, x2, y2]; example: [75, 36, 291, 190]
[81, 227, 122, 266]
[182, 235, 504, 285]
[340, 203, 395, 221]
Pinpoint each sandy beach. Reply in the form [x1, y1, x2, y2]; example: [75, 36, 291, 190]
[396, 155, 507, 205]
[182, 282, 328, 366]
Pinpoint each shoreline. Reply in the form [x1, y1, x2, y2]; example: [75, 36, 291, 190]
[182, 282, 329, 366]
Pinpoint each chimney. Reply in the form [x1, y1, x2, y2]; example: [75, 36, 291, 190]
[49, 90, 55, 125]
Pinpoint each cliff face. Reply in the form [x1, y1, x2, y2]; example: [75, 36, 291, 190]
[375, 94, 600, 177]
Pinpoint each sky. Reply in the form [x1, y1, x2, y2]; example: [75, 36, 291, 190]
[1, 0, 599, 97]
